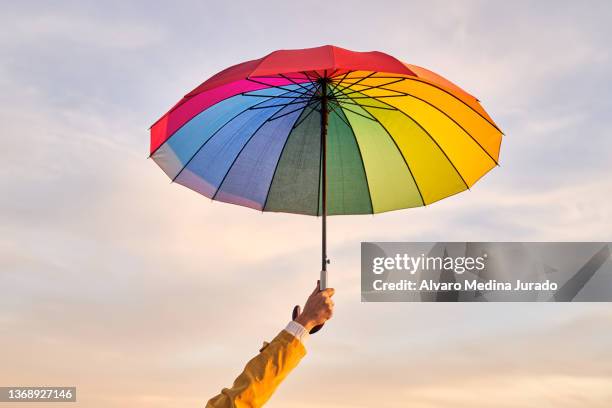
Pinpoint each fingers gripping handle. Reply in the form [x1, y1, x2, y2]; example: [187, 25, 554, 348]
[293, 270, 329, 335]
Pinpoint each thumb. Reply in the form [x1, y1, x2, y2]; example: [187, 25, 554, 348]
[311, 280, 321, 295]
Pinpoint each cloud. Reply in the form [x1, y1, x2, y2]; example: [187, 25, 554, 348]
[0, 6, 166, 49]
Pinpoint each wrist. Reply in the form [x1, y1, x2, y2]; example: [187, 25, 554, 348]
[294, 315, 315, 331]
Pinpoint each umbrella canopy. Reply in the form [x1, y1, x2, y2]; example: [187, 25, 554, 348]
[150, 45, 503, 216]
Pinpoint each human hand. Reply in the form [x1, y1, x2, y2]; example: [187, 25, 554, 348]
[294, 280, 335, 331]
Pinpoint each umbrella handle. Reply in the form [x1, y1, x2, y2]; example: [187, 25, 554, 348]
[292, 305, 324, 334]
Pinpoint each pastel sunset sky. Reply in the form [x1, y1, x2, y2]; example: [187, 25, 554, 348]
[1, 1, 612, 407]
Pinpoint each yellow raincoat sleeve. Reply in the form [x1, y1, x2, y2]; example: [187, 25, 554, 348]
[205, 330, 307, 408]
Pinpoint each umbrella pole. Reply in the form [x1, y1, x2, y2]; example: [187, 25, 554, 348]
[320, 78, 329, 291]
[292, 78, 328, 334]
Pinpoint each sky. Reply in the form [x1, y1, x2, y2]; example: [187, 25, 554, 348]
[1, 0, 612, 407]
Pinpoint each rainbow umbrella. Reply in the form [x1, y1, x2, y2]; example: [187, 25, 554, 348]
[150, 45, 503, 292]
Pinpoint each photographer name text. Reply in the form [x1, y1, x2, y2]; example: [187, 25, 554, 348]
[372, 279, 558, 292]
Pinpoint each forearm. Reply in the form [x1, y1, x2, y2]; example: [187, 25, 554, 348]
[205, 324, 307, 408]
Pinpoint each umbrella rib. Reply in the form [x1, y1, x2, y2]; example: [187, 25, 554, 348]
[328, 105, 375, 213]
[332, 99, 398, 111]
[169, 89, 304, 183]
[300, 71, 320, 86]
[212, 102, 308, 201]
[261, 101, 320, 212]
[328, 71, 376, 99]
[332, 69, 355, 86]
[330, 101, 377, 122]
[328, 104, 351, 128]
[302, 70, 323, 82]
[329, 70, 353, 90]
[279, 73, 316, 94]
[330, 77, 407, 98]
[327, 68, 341, 78]
[329, 82, 405, 101]
[245, 78, 314, 97]
[335, 83, 500, 166]
[267, 98, 319, 121]
[332, 94, 409, 99]
[249, 98, 315, 110]
[252, 75, 312, 80]
[335, 85, 471, 191]
[331, 75, 410, 80]
[330, 69, 351, 79]
[298, 72, 322, 97]
[277, 82, 320, 128]
[331, 82, 408, 98]
[292, 100, 321, 128]
[241, 93, 315, 99]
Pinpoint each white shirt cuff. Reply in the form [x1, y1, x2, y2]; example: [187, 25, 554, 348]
[284, 320, 309, 344]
